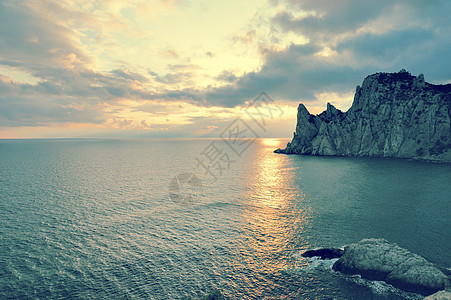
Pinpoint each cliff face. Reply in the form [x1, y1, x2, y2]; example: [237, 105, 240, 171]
[277, 70, 451, 162]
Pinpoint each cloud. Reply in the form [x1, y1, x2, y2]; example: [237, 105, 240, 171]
[215, 71, 239, 83]
[0, 2, 159, 127]
[149, 71, 194, 85]
[135, 0, 451, 110]
[111, 69, 149, 82]
[0, 93, 107, 127]
[0, 2, 90, 73]
[1, 0, 451, 137]
[272, 0, 390, 39]
[183, 44, 362, 107]
[193, 0, 451, 107]
[160, 48, 181, 59]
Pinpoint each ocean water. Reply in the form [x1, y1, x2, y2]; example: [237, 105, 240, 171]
[0, 138, 450, 299]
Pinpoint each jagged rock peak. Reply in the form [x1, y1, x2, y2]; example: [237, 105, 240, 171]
[326, 102, 338, 118]
[275, 70, 451, 162]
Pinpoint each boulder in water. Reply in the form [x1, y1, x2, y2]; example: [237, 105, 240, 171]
[332, 238, 449, 295]
[302, 248, 344, 260]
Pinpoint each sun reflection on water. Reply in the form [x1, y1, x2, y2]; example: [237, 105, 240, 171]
[248, 138, 299, 208]
[260, 138, 285, 148]
[228, 138, 314, 298]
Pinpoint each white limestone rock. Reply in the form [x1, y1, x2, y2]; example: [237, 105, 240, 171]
[277, 70, 451, 162]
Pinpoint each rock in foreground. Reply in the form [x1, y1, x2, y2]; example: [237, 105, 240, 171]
[277, 70, 451, 162]
[302, 248, 344, 260]
[332, 238, 449, 295]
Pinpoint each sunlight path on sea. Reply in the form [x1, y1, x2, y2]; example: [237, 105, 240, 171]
[222, 139, 318, 298]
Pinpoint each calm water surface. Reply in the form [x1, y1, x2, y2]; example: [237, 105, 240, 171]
[0, 139, 450, 299]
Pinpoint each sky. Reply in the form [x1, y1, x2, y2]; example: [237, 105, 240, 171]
[0, 0, 450, 138]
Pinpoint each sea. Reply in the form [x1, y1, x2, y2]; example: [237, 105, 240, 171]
[0, 138, 450, 299]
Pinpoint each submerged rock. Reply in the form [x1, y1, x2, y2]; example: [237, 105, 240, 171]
[302, 248, 344, 260]
[332, 238, 449, 295]
[277, 70, 451, 162]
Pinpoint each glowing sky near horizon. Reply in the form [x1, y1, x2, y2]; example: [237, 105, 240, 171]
[0, 0, 450, 138]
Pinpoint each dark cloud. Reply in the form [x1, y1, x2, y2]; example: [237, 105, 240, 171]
[147, 64, 201, 85]
[146, 70, 193, 85]
[338, 28, 433, 61]
[111, 69, 149, 82]
[1, 0, 451, 130]
[273, 0, 389, 37]
[0, 2, 90, 74]
[0, 66, 152, 126]
[0, 94, 106, 127]
[215, 71, 238, 83]
[0, 2, 159, 127]
[195, 0, 451, 106]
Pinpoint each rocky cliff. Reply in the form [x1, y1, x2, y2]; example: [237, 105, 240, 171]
[276, 70, 451, 162]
